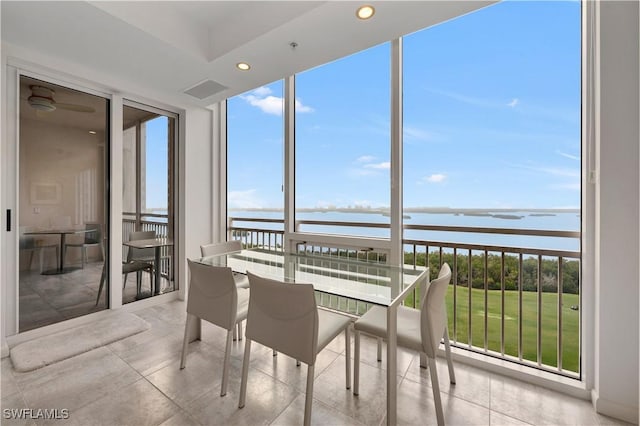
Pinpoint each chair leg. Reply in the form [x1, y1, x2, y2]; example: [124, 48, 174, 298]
[123, 272, 129, 289]
[238, 339, 252, 408]
[377, 337, 382, 362]
[420, 352, 428, 368]
[233, 326, 238, 341]
[344, 326, 351, 390]
[95, 265, 107, 306]
[273, 349, 277, 357]
[39, 249, 44, 273]
[428, 356, 445, 426]
[296, 360, 301, 367]
[304, 364, 315, 426]
[28, 250, 35, 271]
[136, 271, 142, 295]
[443, 325, 456, 384]
[353, 330, 360, 395]
[237, 322, 243, 341]
[180, 314, 192, 369]
[221, 329, 233, 396]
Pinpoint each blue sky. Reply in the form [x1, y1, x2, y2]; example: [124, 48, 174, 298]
[228, 1, 581, 211]
[145, 116, 168, 210]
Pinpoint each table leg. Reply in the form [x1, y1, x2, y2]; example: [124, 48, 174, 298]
[154, 247, 161, 295]
[387, 304, 398, 426]
[59, 233, 66, 271]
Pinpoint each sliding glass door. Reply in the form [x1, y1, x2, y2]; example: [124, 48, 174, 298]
[18, 75, 110, 331]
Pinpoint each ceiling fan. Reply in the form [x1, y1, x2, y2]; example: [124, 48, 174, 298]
[27, 85, 96, 113]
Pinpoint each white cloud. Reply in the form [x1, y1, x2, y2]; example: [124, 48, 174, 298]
[356, 155, 376, 163]
[242, 94, 284, 115]
[403, 126, 433, 142]
[228, 189, 263, 209]
[507, 98, 519, 108]
[295, 99, 314, 113]
[556, 150, 580, 161]
[251, 86, 272, 96]
[423, 173, 447, 183]
[364, 162, 390, 170]
[241, 93, 313, 116]
[510, 163, 580, 178]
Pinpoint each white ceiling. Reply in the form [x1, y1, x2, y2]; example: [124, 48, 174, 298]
[2, 1, 496, 108]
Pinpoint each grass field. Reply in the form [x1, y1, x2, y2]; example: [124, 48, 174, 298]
[323, 285, 580, 374]
[440, 286, 580, 373]
[398, 285, 580, 373]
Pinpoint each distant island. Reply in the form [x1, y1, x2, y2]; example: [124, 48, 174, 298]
[229, 206, 579, 216]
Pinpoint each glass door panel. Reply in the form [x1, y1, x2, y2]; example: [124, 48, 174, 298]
[18, 75, 110, 331]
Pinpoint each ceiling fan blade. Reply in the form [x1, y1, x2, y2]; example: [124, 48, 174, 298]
[55, 103, 96, 113]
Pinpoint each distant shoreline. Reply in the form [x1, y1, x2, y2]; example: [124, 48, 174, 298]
[228, 207, 579, 214]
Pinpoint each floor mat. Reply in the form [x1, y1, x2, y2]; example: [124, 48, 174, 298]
[10, 312, 150, 372]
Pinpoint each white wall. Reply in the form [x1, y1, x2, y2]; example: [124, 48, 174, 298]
[18, 118, 106, 268]
[177, 107, 213, 298]
[593, 1, 639, 423]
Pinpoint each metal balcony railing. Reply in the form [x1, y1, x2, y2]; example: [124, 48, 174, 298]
[228, 216, 581, 378]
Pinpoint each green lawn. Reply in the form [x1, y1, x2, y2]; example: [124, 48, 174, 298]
[319, 285, 580, 374]
[442, 286, 579, 373]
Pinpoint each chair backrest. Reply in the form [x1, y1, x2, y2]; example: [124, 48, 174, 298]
[200, 240, 242, 257]
[84, 223, 102, 244]
[246, 272, 319, 365]
[187, 259, 239, 331]
[50, 215, 71, 229]
[420, 263, 452, 357]
[127, 230, 156, 261]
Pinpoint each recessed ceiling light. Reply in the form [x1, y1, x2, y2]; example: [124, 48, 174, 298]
[356, 5, 375, 20]
[89, 130, 97, 135]
[236, 62, 251, 71]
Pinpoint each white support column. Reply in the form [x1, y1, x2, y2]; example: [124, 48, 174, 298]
[390, 38, 403, 267]
[283, 76, 296, 251]
[109, 95, 124, 310]
[212, 102, 226, 243]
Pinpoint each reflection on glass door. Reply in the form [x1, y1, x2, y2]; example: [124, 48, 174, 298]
[18, 76, 110, 332]
[122, 103, 176, 304]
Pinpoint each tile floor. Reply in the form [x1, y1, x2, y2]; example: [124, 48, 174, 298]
[1, 300, 630, 426]
[19, 261, 172, 332]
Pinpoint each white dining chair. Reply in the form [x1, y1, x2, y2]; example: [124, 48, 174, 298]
[200, 240, 249, 341]
[239, 272, 351, 426]
[353, 263, 456, 426]
[180, 259, 249, 397]
[64, 223, 104, 268]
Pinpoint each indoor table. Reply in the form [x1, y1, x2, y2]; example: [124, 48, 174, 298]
[24, 227, 95, 275]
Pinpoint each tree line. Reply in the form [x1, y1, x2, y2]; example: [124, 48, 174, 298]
[404, 251, 580, 294]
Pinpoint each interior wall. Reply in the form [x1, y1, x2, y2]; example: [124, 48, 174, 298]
[593, 1, 639, 422]
[18, 118, 105, 268]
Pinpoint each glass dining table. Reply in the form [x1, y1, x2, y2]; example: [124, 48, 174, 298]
[193, 248, 429, 425]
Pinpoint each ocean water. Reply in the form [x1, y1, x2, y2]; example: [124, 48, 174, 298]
[228, 209, 581, 253]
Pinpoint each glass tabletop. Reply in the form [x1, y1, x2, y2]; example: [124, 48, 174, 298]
[192, 248, 428, 307]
